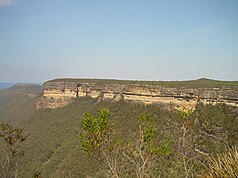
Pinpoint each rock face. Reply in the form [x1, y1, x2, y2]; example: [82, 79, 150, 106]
[36, 79, 238, 110]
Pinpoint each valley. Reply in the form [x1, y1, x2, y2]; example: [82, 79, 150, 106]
[0, 79, 238, 177]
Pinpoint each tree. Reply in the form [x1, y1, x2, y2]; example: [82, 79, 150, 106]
[122, 113, 159, 178]
[0, 122, 26, 178]
[79, 109, 123, 178]
[177, 109, 194, 178]
[79, 109, 160, 178]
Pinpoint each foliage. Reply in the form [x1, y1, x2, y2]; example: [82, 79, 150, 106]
[177, 109, 194, 178]
[178, 108, 192, 121]
[49, 78, 238, 89]
[128, 113, 159, 178]
[0, 85, 238, 177]
[0, 122, 26, 178]
[138, 113, 156, 143]
[80, 109, 111, 154]
[200, 147, 238, 178]
[159, 138, 174, 156]
[80, 109, 123, 177]
[80, 110, 161, 178]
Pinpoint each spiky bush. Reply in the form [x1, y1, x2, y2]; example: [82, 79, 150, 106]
[200, 147, 238, 178]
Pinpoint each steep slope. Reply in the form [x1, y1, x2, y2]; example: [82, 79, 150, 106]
[0, 84, 43, 125]
[37, 78, 238, 109]
[0, 84, 238, 177]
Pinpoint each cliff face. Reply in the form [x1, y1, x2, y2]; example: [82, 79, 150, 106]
[36, 79, 238, 110]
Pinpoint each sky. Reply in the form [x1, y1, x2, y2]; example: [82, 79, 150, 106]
[0, 0, 238, 82]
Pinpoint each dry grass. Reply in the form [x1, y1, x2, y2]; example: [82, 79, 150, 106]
[199, 147, 238, 178]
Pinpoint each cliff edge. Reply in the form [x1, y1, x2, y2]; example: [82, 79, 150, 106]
[36, 78, 238, 110]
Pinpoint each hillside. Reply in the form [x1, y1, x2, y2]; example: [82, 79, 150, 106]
[0, 83, 17, 89]
[0, 83, 238, 177]
[0, 84, 43, 124]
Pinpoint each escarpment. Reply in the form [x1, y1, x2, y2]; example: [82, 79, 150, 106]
[36, 79, 238, 110]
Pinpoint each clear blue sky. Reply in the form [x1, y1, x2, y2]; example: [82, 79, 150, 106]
[0, 0, 238, 82]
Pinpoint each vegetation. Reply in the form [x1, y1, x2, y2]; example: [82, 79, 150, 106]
[0, 84, 238, 177]
[80, 110, 160, 178]
[0, 123, 27, 178]
[48, 78, 238, 89]
[80, 109, 121, 177]
[200, 147, 238, 178]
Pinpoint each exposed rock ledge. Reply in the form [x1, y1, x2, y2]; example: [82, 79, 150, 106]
[36, 79, 238, 110]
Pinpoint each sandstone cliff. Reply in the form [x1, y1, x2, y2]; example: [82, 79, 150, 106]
[36, 79, 238, 110]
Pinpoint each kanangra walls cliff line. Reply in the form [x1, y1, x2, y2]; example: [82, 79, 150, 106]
[36, 79, 238, 110]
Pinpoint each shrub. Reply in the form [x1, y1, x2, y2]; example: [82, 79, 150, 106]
[200, 147, 238, 178]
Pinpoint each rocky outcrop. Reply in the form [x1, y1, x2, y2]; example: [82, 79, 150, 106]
[36, 79, 238, 110]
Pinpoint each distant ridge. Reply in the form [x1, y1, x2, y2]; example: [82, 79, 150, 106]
[0, 83, 17, 89]
[46, 78, 238, 89]
[0, 82, 42, 90]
